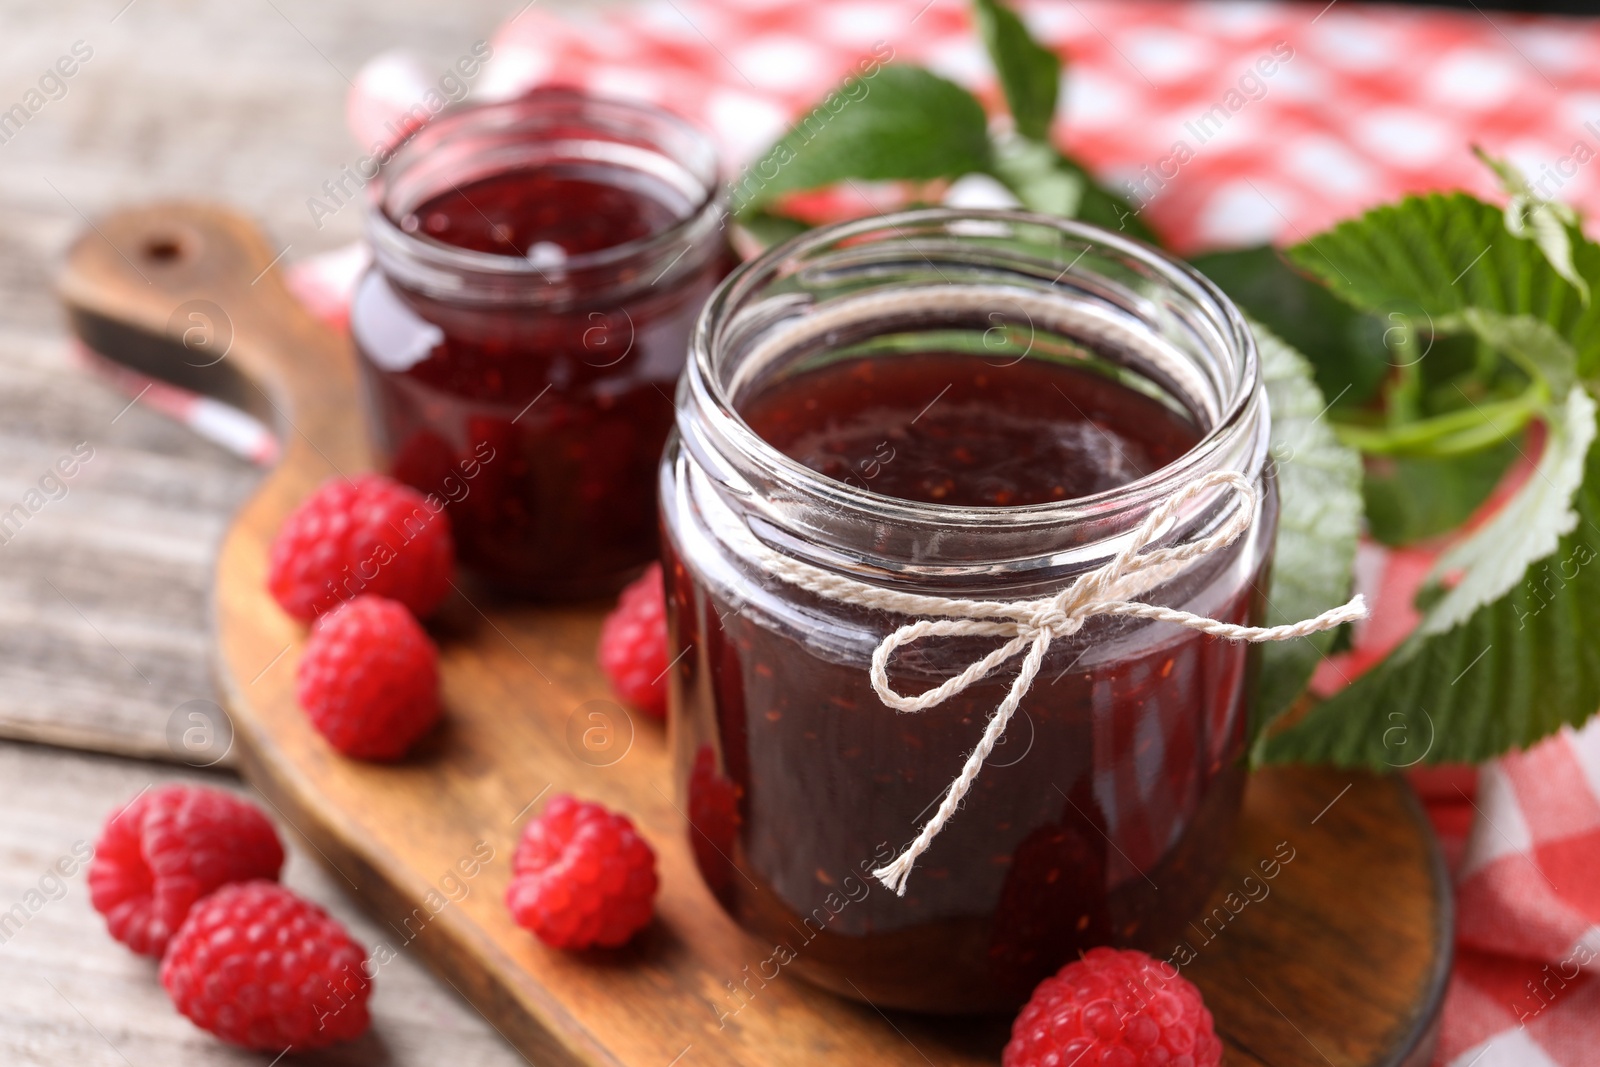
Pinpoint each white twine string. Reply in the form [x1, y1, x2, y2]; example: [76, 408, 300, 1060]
[742, 469, 1366, 895]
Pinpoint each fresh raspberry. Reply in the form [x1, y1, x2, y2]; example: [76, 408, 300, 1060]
[686, 744, 740, 893]
[268, 473, 454, 622]
[506, 794, 658, 949]
[296, 595, 441, 761]
[1003, 948, 1222, 1067]
[88, 786, 284, 958]
[160, 881, 371, 1051]
[597, 563, 669, 718]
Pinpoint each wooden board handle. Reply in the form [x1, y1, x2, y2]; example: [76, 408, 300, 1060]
[56, 201, 370, 476]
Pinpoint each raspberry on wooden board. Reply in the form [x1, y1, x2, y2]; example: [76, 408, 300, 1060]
[267, 473, 454, 622]
[506, 794, 658, 949]
[597, 562, 670, 719]
[1002, 948, 1223, 1067]
[295, 595, 441, 761]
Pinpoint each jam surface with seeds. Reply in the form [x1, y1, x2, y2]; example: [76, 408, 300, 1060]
[401, 167, 680, 259]
[668, 352, 1267, 1012]
[742, 354, 1200, 506]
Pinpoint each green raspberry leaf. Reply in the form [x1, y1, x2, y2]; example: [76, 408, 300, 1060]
[1024, 147, 1164, 246]
[734, 65, 992, 216]
[1286, 193, 1600, 379]
[990, 135, 1083, 217]
[1419, 388, 1595, 631]
[1191, 245, 1390, 408]
[1462, 309, 1577, 402]
[1251, 322, 1365, 753]
[1362, 443, 1519, 547]
[1265, 386, 1600, 767]
[1475, 146, 1591, 305]
[972, 0, 1060, 142]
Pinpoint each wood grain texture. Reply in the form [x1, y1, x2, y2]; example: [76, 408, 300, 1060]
[0, 0, 536, 762]
[59, 202, 1451, 1067]
[0, 317, 257, 763]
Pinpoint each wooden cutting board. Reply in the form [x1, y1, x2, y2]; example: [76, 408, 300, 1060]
[58, 202, 1452, 1067]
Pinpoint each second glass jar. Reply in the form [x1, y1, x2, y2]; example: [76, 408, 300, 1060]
[662, 209, 1276, 1013]
[353, 90, 735, 599]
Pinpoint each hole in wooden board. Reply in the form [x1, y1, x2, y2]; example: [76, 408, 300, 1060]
[143, 235, 184, 262]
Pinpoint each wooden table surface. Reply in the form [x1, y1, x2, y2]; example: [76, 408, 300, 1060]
[0, 1, 545, 1062]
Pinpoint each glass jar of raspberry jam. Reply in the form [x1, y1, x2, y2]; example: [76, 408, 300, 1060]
[661, 210, 1276, 1013]
[353, 90, 734, 598]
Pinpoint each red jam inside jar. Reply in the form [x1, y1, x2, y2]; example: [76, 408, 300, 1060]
[740, 353, 1201, 506]
[663, 212, 1275, 1013]
[353, 91, 734, 598]
[401, 169, 679, 257]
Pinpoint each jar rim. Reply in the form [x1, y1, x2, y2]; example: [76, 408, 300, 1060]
[684, 208, 1263, 533]
[366, 89, 727, 299]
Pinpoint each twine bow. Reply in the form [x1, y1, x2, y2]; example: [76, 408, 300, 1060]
[755, 469, 1367, 895]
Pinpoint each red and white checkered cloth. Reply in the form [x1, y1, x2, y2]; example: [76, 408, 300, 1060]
[94, 1, 1600, 1061]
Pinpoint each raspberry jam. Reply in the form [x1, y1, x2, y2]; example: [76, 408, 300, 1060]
[663, 211, 1275, 1013]
[400, 169, 678, 257]
[740, 353, 1200, 506]
[353, 92, 732, 598]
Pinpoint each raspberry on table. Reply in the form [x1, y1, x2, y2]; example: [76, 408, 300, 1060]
[160, 880, 371, 1051]
[88, 785, 284, 958]
[597, 562, 669, 719]
[268, 473, 454, 623]
[296, 595, 441, 761]
[506, 794, 658, 949]
[1003, 947, 1223, 1067]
